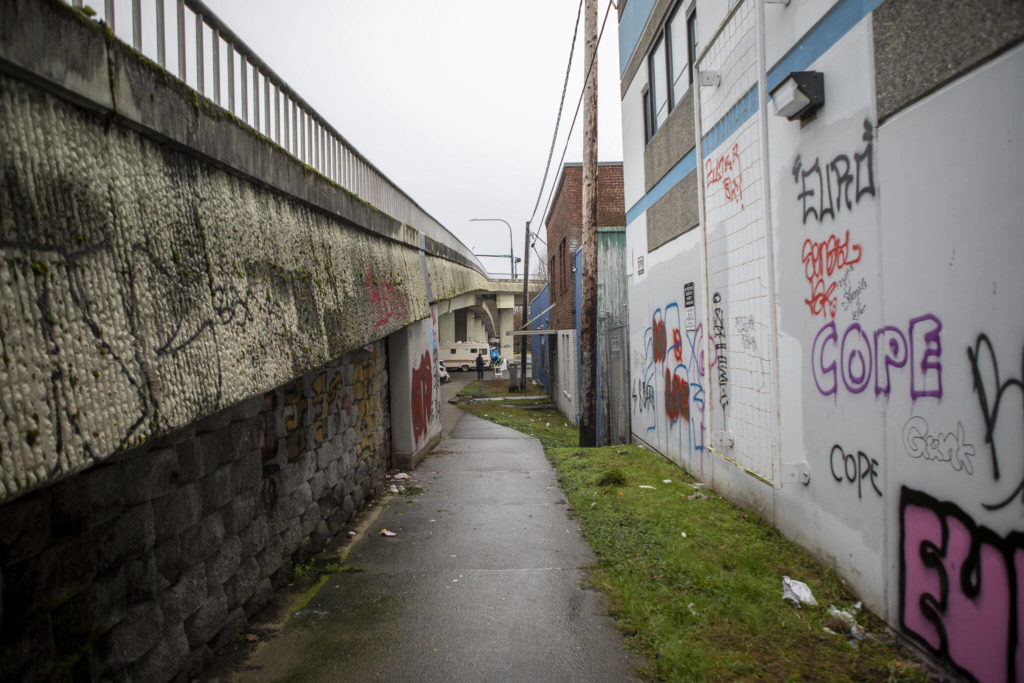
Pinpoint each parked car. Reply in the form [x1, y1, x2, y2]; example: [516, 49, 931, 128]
[438, 360, 450, 383]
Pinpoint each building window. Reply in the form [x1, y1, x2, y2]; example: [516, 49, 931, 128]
[649, 34, 669, 131]
[559, 238, 568, 294]
[641, 86, 652, 142]
[644, 2, 695, 142]
[668, 3, 690, 107]
[687, 9, 697, 88]
[551, 255, 558, 294]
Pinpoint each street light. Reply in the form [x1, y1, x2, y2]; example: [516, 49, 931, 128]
[470, 218, 516, 280]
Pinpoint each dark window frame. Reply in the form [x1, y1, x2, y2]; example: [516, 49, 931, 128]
[642, 85, 653, 143]
[686, 8, 697, 88]
[643, 1, 695, 143]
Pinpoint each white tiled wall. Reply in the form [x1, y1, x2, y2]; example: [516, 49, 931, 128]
[699, 2, 774, 481]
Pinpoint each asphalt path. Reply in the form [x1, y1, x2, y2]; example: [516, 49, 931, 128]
[230, 373, 640, 681]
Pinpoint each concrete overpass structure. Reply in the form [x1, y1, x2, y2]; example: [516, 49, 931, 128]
[436, 277, 542, 364]
[0, 1, 532, 678]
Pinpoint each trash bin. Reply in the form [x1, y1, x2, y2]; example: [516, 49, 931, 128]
[508, 362, 519, 389]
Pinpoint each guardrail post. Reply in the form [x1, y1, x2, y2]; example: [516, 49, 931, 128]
[132, 0, 142, 50]
[195, 12, 204, 94]
[156, 0, 166, 67]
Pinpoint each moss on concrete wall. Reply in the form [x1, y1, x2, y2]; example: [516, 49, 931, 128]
[0, 73, 421, 499]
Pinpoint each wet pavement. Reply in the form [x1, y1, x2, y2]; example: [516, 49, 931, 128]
[231, 375, 639, 681]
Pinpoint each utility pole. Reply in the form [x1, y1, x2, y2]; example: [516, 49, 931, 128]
[579, 0, 598, 446]
[520, 220, 531, 390]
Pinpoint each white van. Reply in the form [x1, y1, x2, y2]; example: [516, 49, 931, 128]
[443, 342, 492, 372]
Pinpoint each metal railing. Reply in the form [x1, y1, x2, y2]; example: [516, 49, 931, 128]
[66, 0, 479, 269]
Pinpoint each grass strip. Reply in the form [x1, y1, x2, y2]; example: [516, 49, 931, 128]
[462, 399, 930, 681]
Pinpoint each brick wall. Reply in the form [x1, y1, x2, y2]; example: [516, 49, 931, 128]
[0, 343, 390, 681]
[544, 163, 625, 331]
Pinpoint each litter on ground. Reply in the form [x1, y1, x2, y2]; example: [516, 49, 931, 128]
[379, 529, 397, 537]
[639, 485, 656, 489]
[782, 576, 817, 607]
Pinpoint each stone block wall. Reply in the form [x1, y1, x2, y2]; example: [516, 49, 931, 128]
[0, 343, 390, 681]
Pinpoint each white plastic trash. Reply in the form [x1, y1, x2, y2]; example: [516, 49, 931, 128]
[782, 576, 817, 607]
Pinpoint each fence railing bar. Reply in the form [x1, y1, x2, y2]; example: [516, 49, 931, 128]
[156, 0, 166, 67]
[263, 74, 270, 137]
[132, 0, 142, 50]
[291, 100, 298, 158]
[239, 52, 247, 122]
[255, 71, 260, 133]
[63, 0, 480, 264]
[211, 27, 220, 105]
[194, 12, 204, 94]
[226, 43, 235, 114]
[176, 0, 186, 78]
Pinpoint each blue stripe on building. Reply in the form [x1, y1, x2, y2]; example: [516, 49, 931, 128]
[619, 0, 657, 76]
[624, 0, 885, 226]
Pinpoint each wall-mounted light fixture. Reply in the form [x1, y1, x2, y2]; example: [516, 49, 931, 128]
[769, 71, 824, 121]
[698, 70, 721, 87]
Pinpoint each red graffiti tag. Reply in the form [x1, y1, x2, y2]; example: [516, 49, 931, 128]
[705, 143, 744, 209]
[411, 351, 433, 443]
[664, 367, 690, 423]
[672, 328, 683, 362]
[366, 266, 409, 331]
[801, 230, 862, 318]
[652, 317, 668, 363]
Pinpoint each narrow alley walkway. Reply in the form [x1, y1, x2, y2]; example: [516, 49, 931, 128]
[230, 376, 640, 681]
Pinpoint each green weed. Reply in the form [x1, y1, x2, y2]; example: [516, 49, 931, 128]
[463, 398, 931, 682]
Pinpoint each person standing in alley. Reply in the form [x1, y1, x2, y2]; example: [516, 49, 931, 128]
[475, 352, 485, 380]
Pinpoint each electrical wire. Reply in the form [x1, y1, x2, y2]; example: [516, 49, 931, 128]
[526, 0, 584, 227]
[535, 0, 615, 230]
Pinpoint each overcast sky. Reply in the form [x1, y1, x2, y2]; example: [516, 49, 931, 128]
[192, 0, 625, 278]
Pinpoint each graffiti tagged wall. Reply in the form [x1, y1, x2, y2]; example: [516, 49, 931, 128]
[768, 23, 1024, 682]
[629, 238, 708, 472]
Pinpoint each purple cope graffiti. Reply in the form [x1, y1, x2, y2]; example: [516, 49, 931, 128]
[811, 315, 942, 400]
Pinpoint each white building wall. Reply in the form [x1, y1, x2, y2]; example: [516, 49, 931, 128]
[769, 15, 888, 610]
[621, 1, 1024, 677]
[700, 0, 776, 490]
[621, 76, 648, 210]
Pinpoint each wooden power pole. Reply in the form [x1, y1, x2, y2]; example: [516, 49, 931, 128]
[519, 220, 531, 390]
[579, 0, 598, 446]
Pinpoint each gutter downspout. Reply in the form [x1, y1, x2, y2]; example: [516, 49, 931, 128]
[754, 0, 786, 495]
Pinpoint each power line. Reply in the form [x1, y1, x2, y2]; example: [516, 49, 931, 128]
[526, 0, 584, 227]
[536, 0, 614, 230]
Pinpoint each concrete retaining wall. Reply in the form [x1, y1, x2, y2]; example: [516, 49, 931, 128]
[0, 343, 389, 680]
[0, 0, 486, 502]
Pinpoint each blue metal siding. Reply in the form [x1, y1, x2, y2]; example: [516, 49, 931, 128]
[529, 284, 551, 393]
